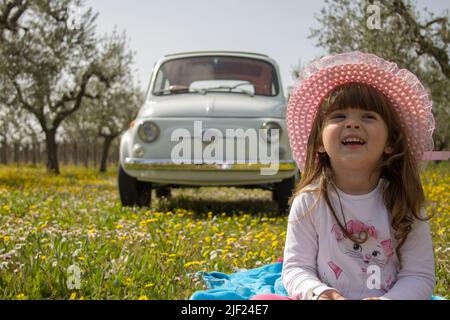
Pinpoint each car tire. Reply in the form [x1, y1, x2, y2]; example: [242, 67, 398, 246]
[275, 176, 295, 215]
[272, 190, 278, 202]
[118, 165, 152, 207]
[156, 187, 171, 199]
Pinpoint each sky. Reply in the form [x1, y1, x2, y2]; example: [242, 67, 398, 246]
[86, 0, 449, 95]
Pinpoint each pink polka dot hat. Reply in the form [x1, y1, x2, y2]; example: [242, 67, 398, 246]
[286, 51, 435, 171]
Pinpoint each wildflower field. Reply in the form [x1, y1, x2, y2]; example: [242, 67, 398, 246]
[0, 163, 448, 300]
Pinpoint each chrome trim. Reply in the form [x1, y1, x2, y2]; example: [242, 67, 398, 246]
[124, 158, 296, 171]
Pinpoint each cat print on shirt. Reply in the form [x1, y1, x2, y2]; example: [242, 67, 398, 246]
[331, 220, 394, 272]
[326, 220, 396, 294]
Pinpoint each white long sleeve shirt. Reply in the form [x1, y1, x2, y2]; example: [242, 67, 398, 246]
[282, 181, 435, 300]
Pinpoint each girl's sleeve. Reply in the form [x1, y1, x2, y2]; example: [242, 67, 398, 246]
[282, 194, 339, 300]
[381, 211, 435, 300]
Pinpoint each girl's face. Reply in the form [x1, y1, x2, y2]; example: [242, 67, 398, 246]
[320, 107, 390, 172]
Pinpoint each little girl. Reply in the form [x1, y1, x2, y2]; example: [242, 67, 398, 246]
[258, 52, 436, 300]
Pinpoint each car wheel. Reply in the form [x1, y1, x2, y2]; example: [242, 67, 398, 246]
[118, 165, 152, 207]
[275, 176, 295, 215]
[156, 187, 171, 199]
[272, 190, 278, 202]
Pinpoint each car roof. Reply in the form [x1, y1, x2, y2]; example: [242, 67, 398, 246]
[164, 50, 270, 59]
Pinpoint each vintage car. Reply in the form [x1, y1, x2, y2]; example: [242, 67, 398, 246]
[118, 51, 298, 214]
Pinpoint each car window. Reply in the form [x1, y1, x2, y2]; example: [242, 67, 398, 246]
[152, 56, 279, 97]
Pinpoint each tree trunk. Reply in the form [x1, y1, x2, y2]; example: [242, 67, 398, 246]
[44, 129, 60, 174]
[24, 144, 29, 164]
[92, 140, 96, 167]
[100, 136, 115, 173]
[73, 142, 78, 166]
[62, 140, 67, 166]
[84, 143, 89, 168]
[13, 142, 19, 163]
[32, 142, 37, 165]
[0, 140, 7, 164]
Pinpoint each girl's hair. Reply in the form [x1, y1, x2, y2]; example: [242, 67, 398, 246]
[290, 83, 431, 255]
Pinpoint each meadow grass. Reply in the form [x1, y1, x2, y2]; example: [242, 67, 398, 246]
[0, 162, 448, 300]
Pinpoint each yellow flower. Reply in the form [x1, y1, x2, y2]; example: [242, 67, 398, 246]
[184, 260, 203, 268]
[3, 236, 10, 242]
[41, 255, 46, 261]
[138, 295, 149, 300]
[254, 231, 265, 239]
[69, 292, 77, 300]
[116, 224, 124, 229]
[139, 220, 147, 226]
[16, 293, 27, 300]
[144, 283, 155, 288]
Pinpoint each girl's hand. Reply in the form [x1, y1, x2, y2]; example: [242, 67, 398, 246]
[317, 289, 347, 300]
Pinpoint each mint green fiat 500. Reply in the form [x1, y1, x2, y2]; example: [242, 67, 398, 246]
[118, 51, 297, 214]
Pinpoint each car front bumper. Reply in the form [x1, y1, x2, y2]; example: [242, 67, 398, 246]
[123, 158, 297, 186]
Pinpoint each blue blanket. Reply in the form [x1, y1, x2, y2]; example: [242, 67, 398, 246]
[190, 262, 287, 300]
[190, 262, 446, 300]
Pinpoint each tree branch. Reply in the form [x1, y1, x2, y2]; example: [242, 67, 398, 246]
[53, 66, 110, 127]
[392, 0, 450, 79]
[11, 79, 33, 111]
[11, 78, 46, 128]
[422, 17, 447, 29]
[0, 0, 28, 34]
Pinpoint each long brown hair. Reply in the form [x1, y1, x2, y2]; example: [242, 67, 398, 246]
[290, 83, 431, 255]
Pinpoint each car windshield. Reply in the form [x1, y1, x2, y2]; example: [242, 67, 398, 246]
[152, 56, 279, 97]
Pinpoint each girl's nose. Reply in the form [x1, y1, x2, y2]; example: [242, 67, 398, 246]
[345, 120, 360, 129]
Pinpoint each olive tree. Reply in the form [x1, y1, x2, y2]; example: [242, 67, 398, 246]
[307, 0, 449, 149]
[62, 32, 143, 172]
[0, 0, 132, 173]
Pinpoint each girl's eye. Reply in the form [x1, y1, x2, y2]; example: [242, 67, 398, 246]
[330, 114, 345, 120]
[353, 243, 362, 251]
[364, 114, 377, 120]
[372, 251, 381, 257]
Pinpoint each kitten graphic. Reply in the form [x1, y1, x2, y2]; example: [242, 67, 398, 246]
[327, 220, 396, 295]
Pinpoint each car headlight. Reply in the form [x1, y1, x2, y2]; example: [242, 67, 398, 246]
[260, 121, 281, 143]
[138, 121, 159, 143]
